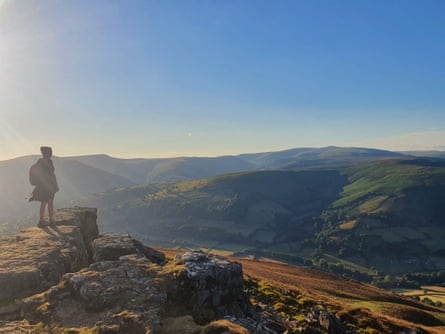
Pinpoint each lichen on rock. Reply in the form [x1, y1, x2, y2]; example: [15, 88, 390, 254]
[0, 208, 97, 310]
[22, 254, 165, 333]
[172, 251, 252, 324]
[0, 207, 284, 333]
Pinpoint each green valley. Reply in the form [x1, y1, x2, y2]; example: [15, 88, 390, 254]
[78, 157, 445, 285]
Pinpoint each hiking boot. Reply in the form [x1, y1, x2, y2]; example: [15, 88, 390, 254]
[37, 220, 47, 228]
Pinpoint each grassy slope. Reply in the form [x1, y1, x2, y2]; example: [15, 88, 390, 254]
[334, 159, 445, 207]
[240, 259, 445, 334]
[161, 248, 445, 333]
[321, 158, 445, 274]
[80, 169, 347, 247]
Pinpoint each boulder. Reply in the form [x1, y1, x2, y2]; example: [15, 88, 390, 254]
[306, 308, 353, 334]
[92, 233, 165, 264]
[92, 233, 137, 262]
[172, 251, 252, 324]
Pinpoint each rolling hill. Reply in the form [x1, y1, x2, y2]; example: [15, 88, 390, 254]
[1, 146, 407, 235]
[2, 146, 444, 263]
[317, 158, 445, 275]
[76, 157, 445, 280]
[77, 169, 348, 244]
[67, 146, 408, 183]
[239, 146, 408, 169]
[66, 154, 255, 184]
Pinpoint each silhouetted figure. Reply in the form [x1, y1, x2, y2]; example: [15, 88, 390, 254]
[29, 146, 59, 227]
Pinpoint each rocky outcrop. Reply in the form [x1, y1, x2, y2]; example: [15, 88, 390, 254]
[0, 207, 270, 333]
[172, 251, 252, 324]
[18, 249, 263, 334]
[21, 255, 165, 333]
[92, 233, 165, 264]
[305, 308, 355, 334]
[0, 207, 97, 317]
[92, 233, 138, 261]
[54, 207, 98, 261]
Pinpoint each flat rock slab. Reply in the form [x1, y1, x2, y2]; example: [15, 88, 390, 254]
[92, 233, 137, 262]
[0, 208, 97, 306]
[92, 233, 166, 264]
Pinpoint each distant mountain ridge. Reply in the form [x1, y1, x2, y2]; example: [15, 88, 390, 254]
[1, 146, 443, 234]
[239, 146, 408, 169]
[67, 146, 410, 183]
[65, 154, 255, 184]
[400, 150, 445, 159]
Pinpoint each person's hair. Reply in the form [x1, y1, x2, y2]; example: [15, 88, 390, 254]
[40, 146, 52, 158]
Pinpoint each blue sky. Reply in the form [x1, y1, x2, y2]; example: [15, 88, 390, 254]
[1, 0, 445, 159]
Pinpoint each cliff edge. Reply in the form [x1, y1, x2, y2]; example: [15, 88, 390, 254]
[0, 208, 98, 310]
[0, 207, 281, 334]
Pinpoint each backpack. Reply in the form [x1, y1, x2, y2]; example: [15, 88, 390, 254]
[29, 161, 40, 186]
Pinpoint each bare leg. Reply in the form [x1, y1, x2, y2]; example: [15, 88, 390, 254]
[40, 202, 47, 221]
[48, 199, 54, 222]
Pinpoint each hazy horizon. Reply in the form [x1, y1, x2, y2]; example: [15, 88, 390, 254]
[2, 143, 445, 162]
[1, 1, 444, 161]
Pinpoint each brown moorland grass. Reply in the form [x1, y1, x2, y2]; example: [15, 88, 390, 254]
[238, 259, 445, 333]
[159, 248, 445, 333]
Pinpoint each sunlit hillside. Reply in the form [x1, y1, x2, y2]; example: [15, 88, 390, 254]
[161, 248, 445, 333]
[0, 146, 406, 233]
[75, 157, 445, 285]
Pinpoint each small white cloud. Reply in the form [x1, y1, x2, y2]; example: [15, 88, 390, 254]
[187, 133, 192, 137]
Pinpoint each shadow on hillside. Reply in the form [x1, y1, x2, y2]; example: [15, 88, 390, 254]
[400, 158, 445, 168]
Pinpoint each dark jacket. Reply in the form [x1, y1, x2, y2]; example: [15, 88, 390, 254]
[29, 158, 59, 202]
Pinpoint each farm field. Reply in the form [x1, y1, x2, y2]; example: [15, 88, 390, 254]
[400, 286, 445, 304]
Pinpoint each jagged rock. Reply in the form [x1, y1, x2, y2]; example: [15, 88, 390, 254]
[92, 233, 165, 265]
[171, 251, 252, 324]
[132, 238, 165, 265]
[0, 208, 276, 333]
[0, 208, 97, 313]
[305, 308, 354, 334]
[21, 255, 165, 333]
[54, 207, 98, 260]
[19, 248, 256, 333]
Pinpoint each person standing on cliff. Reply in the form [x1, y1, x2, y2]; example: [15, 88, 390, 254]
[29, 146, 59, 227]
